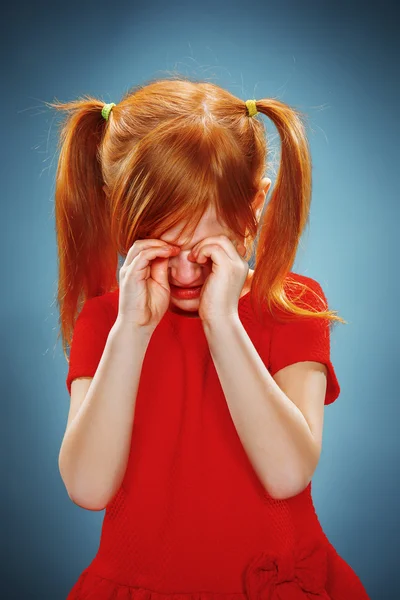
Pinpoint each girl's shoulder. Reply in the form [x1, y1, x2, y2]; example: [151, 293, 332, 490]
[99, 288, 119, 324]
[76, 289, 119, 329]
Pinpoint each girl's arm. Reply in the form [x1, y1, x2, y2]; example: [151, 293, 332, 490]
[58, 318, 152, 510]
[203, 316, 323, 500]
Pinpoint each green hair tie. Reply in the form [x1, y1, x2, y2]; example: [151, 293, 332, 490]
[245, 99, 258, 118]
[101, 102, 116, 121]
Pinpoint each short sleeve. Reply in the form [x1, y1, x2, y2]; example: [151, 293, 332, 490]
[269, 276, 341, 405]
[65, 295, 113, 396]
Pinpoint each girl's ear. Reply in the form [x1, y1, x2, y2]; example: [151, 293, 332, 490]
[261, 177, 272, 194]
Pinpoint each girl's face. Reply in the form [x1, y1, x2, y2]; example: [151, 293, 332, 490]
[159, 205, 244, 317]
[157, 178, 270, 317]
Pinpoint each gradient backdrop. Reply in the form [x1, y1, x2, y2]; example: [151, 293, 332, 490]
[3, 0, 398, 598]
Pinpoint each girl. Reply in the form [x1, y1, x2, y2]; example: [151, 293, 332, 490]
[51, 77, 370, 599]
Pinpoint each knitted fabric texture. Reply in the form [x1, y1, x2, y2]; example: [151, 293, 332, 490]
[245, 98, 258, 117]
[101, 102, 116, 121]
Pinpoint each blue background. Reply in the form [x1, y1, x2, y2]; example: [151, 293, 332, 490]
[3, 0, 398, 597]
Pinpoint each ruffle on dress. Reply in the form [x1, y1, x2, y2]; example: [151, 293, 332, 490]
[68, 541, 331, 600]
[68, 570, 243, 600]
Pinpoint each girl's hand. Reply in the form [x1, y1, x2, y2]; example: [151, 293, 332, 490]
[118, 239, 180, 331]
[187, 235, 248, 322]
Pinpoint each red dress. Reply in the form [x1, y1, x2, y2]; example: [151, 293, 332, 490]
[65, 272, 370, 599]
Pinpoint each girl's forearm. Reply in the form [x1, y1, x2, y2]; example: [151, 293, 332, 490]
[203, 316, 319, 500]
[59, 318, 152, 510]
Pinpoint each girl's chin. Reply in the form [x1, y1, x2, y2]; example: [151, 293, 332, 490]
[171, 296, 199, 303]
[169, 298, 200, 316]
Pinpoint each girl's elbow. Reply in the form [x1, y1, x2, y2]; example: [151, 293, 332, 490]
[265, 472, 312, 501]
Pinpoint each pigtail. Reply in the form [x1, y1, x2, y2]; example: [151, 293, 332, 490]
[47, 95, 118, 359]
[249, 98, 344, 326]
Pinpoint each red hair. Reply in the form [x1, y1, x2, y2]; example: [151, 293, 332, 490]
[46, 75, 346, 360]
